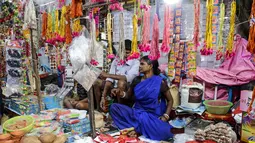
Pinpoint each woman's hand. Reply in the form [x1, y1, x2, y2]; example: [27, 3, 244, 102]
[111, 88, 121, 97]
[100, 97, 106, 110]
[159, 116, 168, 122]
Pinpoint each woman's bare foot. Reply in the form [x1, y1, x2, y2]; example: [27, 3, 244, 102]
[127, 130, 138, 138]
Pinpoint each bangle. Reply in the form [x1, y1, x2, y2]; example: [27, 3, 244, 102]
[121, 91, 126, 98]
[163, 114, 170, 120]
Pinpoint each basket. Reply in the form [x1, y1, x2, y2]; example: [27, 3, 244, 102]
[3, 115, 35, 133]
[203, 100, 233, 115]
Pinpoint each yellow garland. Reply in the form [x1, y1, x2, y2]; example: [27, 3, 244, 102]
[46, 13, 52, 40]
[131, 14, 138, 53]
[60, 6, 67, 38]
[107, 13, 113, 55]
[55, 10, 59, 35]
[72, 19, 82, 32]
[217, 2, 225, 49]
[226, 0, 236, 52]
[205, 0, 213, 49]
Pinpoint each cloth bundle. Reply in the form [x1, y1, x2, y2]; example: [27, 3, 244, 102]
[194, 123, 236, 143]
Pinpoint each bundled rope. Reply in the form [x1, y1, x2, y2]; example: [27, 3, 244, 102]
[200, 0, 213, 55]
[226, 0, 236, 59]
[148, 14, 160, 60]
[138, 7, 150, 52]
[107, 12, 115, 59]
[42, 12, 47, 38]
[65, 6, 72, 44]
[118, 12, 126, 65]
[193, 0, 200, 49]
[161, 5, 171, 53]
[247, 0, 255, 54]
[216, 2, 225, 60]
[128, 14, 140, 60]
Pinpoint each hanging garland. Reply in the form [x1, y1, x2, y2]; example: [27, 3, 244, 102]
[200, 0, 213, 55]
[161, 5, 171, 53]
[65, 6, 72, 44]
[247, 0, 255, 54]
[59, 6, 67, 42]
[138, 7, 151, 52]
[226, 0, 236, 59]
[70, 0, 83, 18]
[216, 2, 225, 60]
[46, 12, 53, 42]
[128, 14, 140, 60]
[41, 12, 48, 38]
[148, 14, 160, 60]
[106, 12, 115, 59]
[193, 0, 200, 49]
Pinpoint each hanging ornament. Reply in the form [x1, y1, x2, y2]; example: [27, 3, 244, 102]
[148, 14, 160, 60]
[128, 14, 140, 60]
[200, 0, 213, 55]
[42, 12, 48, 38]
[70, 0, 83, 18]
[226, 0, 236, 59]
[247, 0, 255, 54]
[72, 19, 82, 38]
[161, 5, 171, 53]
[106, 12, 115, 59]
[109, 0, 124, 11]
[118, 12, 126, 65]
[54, 10, 61, 43]
[138, 7, 151, 52]
[70, 0, 76, 18]
[65, 6, 72, 44]
[216, 2, 225, 60]
[59, 6, 67, 42]
[193, 0, 200, 49]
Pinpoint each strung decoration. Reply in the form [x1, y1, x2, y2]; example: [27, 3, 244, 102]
[247, 0, 255, 54]
[72, 19, 82, 37]
[193, 0, 200, 49]
[90, 19, 99, 66]
[46, 12, 53, 42]
[106, 13, 115, 59]
[54, 10, 62, 43]
[161, 5, 171, 53]
[65, 6, 72, 44]
[186, 42, 197, 85]
[226, 0, 236, 59]
[59, 6, 67, 42]
[128, 14, 140, 60]
[58, 0, 65, 8]
[42, 12, 48, 38]
[70, 0, 83, 18]
[138, 7, 151, 52]
[109, 0, 123, 11]
[216, 2, 225, 60]
[148, 14, 160, 60]
[200, 0, 213, 55]
[118, 12, 126, 65]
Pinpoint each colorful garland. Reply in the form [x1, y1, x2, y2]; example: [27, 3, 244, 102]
[216, 2, 225, 60]
[60, 6, 67, 42]
[128, 14, 140, 60]
[200, 0, 213, 55]
[138, 7, 151, 52]
[148, 14, 160, 60]
[41, 12, 48, 38]
[247, 0, 255, 54]
[161, 5, 171, 53]
[226, 0, 236, 59]
[70, 0, 83, 18]
[193, 0, 200, 49]
[65, 6, 72, 44]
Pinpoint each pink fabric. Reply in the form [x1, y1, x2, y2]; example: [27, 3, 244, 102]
[196, 35, 255, 86]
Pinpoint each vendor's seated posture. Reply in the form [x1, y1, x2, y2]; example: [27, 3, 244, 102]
[94, 40, 140, 111]
[64, 84, 89, 110]
[110, 56, 174, 141]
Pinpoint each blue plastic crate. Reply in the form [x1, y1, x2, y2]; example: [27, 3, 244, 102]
[63, 118, 91, 134]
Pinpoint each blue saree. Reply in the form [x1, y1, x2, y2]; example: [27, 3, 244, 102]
[110, 75, 173, 141]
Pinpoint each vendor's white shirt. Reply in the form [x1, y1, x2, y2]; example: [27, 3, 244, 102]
[106, 58, 140, 86]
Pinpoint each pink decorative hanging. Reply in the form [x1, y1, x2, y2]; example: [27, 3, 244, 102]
[193, 0, 200, 49]
[161, 5, 171, 53]
[148, 14, 160, 60]
[138, 7, 151, 52]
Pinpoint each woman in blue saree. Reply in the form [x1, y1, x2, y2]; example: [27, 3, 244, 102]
[110, 56, 174, 141]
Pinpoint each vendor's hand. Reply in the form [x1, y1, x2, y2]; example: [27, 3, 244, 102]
[111, 88, 121, 97]
[100, 71, 108, 79]
[70, 100, 78, 106]
[159, 116, 168, 122]
[100, 97, 106, 110]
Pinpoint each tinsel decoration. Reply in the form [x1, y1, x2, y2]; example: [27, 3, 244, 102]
[65, 6, 72, 44]
[59, 6, 67, 42]
[226, 0, 236, 59]
[148, 14, 160, 60]
[216, 2, 225, 60]
[128, 14, 140, 60]
[107, 12, 115, 59]
[42, 12, 48, 38]
[161, 5, 171, 53]
[193, 0, 200, 49]
[247, 0, 255, 54]
[118, 12, 126, 65]
[200, 0, 213, 55]
[138, 7, 151, 52]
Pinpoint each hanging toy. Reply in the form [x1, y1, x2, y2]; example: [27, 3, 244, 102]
[193, 0, 200, 49]
[148, 14, 160, 60]
[128, 14, 140, 60]
[161, 5, 171, 53]
[106, 12, 115, 59]
[200, 0, 213, 55]
[138, 7, 151, 52]
[118, 12, 126, 65]
[226, 0, 236, 59]
[247, 0, 255, 54]
[216, 2, 225, 60]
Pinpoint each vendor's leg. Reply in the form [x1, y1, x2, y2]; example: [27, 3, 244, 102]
[116, 79, 127, 104]
[93, 79, 103, 110]
[75, 99, 89, 110]
[64, 98, 78, 109]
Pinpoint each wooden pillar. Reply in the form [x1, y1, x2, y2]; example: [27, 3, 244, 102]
[88, 87, 96, 138]
[30, 29, 42, 111]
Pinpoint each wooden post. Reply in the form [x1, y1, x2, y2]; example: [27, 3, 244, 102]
[30, 29, 42, 111]
[88, 87, 96, 138]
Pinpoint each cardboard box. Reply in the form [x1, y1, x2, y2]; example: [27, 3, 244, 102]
[241, 112, 255, 142]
